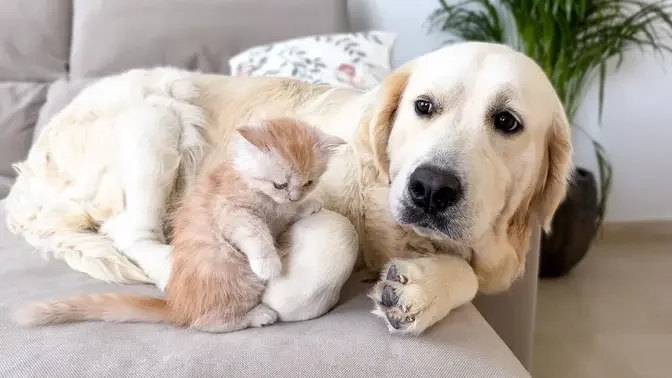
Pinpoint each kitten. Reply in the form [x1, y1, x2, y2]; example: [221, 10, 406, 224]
[14, 117, 345, 333]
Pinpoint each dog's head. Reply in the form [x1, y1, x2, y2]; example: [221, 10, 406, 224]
[368, 41, 572, 267]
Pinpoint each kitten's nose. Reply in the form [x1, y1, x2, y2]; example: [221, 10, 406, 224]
[289, 191, 301, 202]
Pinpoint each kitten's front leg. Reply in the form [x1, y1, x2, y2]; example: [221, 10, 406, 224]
[294, 199, 323, 220]
[369, 254, 478, 334]
[225, 214, 282, 281]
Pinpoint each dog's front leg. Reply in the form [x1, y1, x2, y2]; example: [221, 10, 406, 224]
[470, 227, 525, 295]
[369, 254, 478, 335]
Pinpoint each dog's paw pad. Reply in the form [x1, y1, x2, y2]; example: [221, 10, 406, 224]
[385, 264, 408, 284]
[381, 285, 399, 307]
[369, 281, 421, 333]
[385, 312, 416, 330]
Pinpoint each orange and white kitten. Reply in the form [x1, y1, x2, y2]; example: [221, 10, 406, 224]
[14, 117, 345, 333]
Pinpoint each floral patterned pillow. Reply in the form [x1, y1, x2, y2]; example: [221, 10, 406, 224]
[229, 31, 396, 91]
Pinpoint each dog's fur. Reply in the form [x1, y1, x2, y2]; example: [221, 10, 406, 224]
[5, 42, 572, 334]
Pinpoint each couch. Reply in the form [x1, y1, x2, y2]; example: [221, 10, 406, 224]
[0, 1, 538, 376]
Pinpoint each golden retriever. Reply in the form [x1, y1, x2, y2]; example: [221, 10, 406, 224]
[4, 41, 572, 334]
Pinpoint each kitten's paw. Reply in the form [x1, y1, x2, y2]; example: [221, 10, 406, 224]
[247, 304, 279, 328]
[297, 199, 323, 218]
[249, 254, 283, 280]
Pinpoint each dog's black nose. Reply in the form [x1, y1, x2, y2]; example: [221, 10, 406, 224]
[408, 166, 462, 213]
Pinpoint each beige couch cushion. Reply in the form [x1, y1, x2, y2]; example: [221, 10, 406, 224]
[70, 0, 350, 77]
[0, 201, 529, 378]
[0, 0, 71, 81]
[0, 83, 48, 198]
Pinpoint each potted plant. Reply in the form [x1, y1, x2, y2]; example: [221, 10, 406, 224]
[428, 0, 672, 277]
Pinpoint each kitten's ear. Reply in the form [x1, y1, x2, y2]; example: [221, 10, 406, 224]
[235, 126, 257, 147]
[234, 126, 263, 155]
[232, 126, 265, 172]
[315, 130, 346, 155]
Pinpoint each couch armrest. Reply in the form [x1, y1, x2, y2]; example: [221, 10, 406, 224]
[473, 226, 540, 369]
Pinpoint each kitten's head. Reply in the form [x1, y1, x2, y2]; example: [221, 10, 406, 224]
[232, 117, 346, 204]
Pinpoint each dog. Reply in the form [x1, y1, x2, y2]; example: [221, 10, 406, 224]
[4, 41, 572, 334]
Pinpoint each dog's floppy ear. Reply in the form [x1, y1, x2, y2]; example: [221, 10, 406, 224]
[474, 112, 573, 294]
[366, 63, 414, 181]
[507, 111, 573, 261]
[531, 112, 574, 232]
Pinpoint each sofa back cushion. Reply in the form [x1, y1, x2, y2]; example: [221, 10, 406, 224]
[70, 0, 350, 77]
[0, 0, 71, 198]
[0, 0, 71, 81]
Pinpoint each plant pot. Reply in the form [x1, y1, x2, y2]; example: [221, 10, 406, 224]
[539, 167, 599, 278]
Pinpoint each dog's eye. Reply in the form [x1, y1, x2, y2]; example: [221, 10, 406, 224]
[304, 180, 314, 188]
[273, 182, 288, 190]
[414, 99, 434, 117]
[493, 112, 522, 134]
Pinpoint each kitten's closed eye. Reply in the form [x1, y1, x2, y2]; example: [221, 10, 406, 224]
[273, 182, 288, 190]
[304, 180, 314, 188]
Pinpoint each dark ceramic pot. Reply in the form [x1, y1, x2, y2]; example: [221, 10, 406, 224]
[539, 167, 599, 278]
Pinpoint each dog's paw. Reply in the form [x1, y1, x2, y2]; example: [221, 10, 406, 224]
[369, 256, 479, 335]
[249, 254, 282, 281]
[369, 262, 431, 335]
[297, 199, 323, 218]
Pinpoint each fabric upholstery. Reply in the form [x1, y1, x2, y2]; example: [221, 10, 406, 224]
[0, 83, 48, 198]
[0, 0, 71, 81]
[0, 0, 70, 198]
[0, 200, 529, 378]
[70, 0, 350, 77]
[474, 227, 541, 368]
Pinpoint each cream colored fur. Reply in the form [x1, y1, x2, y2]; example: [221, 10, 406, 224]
[4, 42, 572, 334]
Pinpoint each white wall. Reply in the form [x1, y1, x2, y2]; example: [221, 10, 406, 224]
[350, 0, 672, 222]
